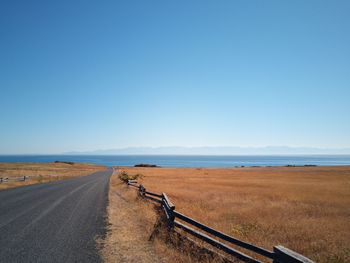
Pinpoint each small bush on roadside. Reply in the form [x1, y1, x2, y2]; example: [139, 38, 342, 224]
[119, 171, 142, 183]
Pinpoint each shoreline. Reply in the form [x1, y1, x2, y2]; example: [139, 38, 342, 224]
[1, 155, 350, 168]
[2, 161, 350, 169]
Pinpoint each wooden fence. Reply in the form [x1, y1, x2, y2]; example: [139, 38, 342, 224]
[0, 176, 29, 183]
[127, 180, 315, 263]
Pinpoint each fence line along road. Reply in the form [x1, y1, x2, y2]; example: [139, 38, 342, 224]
[0, 176, 29, 183]
[127, 180, 315, 263]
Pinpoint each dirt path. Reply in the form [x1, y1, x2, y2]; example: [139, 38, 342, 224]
[101, 170, 164, 263]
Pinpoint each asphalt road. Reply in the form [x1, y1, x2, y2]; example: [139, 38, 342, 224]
[0, 168, 112, 263]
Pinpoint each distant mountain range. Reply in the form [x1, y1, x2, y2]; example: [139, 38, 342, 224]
[64, 146, 350, 155]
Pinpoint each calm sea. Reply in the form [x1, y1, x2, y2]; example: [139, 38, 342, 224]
[0, 155, 350, 167]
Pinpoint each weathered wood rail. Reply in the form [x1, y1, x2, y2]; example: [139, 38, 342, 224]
[0, 176, 29, 183]
[127, 180, 315, 263]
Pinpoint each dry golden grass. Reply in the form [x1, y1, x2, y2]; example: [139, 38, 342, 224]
[119, 166, 350, 263]
[0, 162, 106, 190]
[101, 168, 163, 263]
[102, 168, 213, 263]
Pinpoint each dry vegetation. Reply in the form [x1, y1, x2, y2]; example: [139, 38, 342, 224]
[117, 166, 350, 263]
[101, 168, 162, 263]
[102, 168, 214, 263]
[0, 162, 106, 190]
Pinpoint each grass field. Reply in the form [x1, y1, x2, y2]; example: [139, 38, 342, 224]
[103, 168, 211, 263]
[119, 166, 350, 263]
[0, 162, 106, 190]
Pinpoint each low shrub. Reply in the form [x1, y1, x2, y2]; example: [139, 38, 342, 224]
[54, 161, 75, 165]
[134, 164, 158, 167]
[119, 171, 142, 183]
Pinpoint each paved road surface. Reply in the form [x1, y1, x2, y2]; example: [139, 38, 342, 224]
[0, 168, 112, 263]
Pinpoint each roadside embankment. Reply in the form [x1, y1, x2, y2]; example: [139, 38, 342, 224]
[101, 168, 210, 263]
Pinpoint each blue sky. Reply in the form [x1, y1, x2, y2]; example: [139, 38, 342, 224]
[1, 0, 349, 154]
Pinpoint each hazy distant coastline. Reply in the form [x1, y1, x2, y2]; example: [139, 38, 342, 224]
[64, 146, 350, 155]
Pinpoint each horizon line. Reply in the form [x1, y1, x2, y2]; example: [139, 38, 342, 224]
[2, 146, 350, 156]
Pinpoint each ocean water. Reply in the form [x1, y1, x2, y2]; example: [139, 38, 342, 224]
[0, 155, 350, 167]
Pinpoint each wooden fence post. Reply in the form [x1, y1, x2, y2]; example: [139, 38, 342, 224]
[168, 207, 175, 228]
[162, 193, 175, 228]
[273, 246, 314, 263]
[139, 185, 146, 197]
[166, 204, 175, 228]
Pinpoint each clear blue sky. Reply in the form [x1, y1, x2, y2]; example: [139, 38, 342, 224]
[1, 0, 349, 154]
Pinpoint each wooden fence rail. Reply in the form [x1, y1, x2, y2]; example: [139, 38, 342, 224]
[127, 180, 315, 263]
[0, 176, 29, 183]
